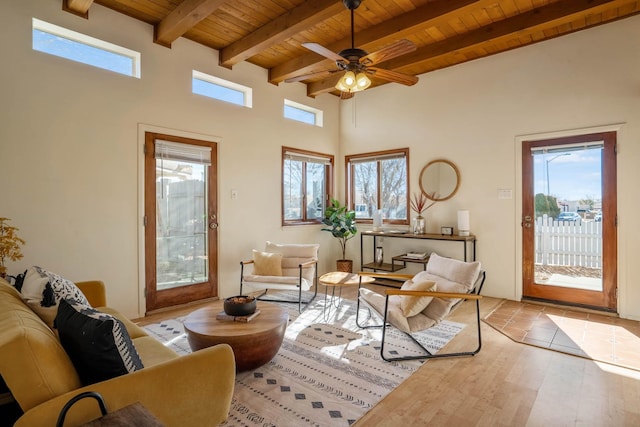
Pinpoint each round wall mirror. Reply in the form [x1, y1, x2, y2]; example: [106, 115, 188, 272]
[419, 159, 460, 201]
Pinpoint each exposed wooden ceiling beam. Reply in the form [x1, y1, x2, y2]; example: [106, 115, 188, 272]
[269, 0, 494, 84]
[381, 0, 619, 72]
[62, 0, 94, 18]
[219, 0, 344, 69]
[307, 0, 620, 97]
[155, 0, 227, 48]
[307, 75, 342, 98]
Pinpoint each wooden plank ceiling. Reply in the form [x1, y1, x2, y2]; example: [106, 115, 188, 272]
[62, 0, 640, 98]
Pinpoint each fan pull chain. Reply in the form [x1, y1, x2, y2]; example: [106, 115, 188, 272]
[351, 95, 357, 127]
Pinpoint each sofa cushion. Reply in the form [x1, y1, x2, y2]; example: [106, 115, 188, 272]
[132, 336, 180, 367]
[0, 279, 81, 412]
[12, 269, 27, 292]
[252, 250, 283, 276]
[56, 299, 144, 386]
[400, 279, 437, 317]
[20, 266, 90, 328]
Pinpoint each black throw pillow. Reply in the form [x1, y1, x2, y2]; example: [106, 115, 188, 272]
[56, 299, 144, 385]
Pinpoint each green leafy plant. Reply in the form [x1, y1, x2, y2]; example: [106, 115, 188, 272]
[535, 193, 560, 219]
[321, 199, 357, 260]
[0, 217, 25, 277]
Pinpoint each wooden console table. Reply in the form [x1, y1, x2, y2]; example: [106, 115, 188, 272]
[360, 231, 477, 275]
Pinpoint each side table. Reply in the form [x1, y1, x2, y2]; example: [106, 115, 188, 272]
[319, 272, 375, 319]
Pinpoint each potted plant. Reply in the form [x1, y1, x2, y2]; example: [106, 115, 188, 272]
[321, 199, 357, 273]
[0, 217, 26, 278]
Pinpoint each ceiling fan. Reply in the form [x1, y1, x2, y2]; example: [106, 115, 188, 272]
[286, 0, 419, 98]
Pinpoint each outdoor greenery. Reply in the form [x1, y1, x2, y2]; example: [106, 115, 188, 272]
[535, 193, 561, 218]
[579, 197, 596, 211]
[321, 199, 357, 260]
[0, 218, 25, 277]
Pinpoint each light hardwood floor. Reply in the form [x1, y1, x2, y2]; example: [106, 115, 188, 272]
[136, 287, 640, 426]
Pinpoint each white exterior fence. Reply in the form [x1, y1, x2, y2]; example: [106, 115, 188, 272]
[535, 216, 602, 268]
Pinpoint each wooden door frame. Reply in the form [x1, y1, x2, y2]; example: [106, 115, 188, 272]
[137, 125, 221, 317]
[521, 131, 617, 311]
[514, 124, 622, 309]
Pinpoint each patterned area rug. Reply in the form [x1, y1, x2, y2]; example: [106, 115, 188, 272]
[143, 293, 464, 426]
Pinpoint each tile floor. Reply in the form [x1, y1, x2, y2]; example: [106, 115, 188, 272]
[484, 300, 640, 371]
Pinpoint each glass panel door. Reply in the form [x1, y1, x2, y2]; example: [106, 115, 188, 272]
[155, 156, 208, 290]
[145, 133, 218, 312]
[522, 132, 617, 311]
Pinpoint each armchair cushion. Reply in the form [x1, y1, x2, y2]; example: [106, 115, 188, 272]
[252, 250, 283, 276]
[359, 288, 436, 333]
[426, 253, 480, 290]
[243, 275, 301, 285]
[265, 241, 319, 281]
[400, 279, 437, 317]
[359, 254, 483, 333]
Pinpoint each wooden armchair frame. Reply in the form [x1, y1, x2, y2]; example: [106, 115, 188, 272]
[356, 270, 486, 362]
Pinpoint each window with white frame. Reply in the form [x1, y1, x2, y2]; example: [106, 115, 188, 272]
[32, 18, 141, 78]
[192, 71, 252, 107]
[346, 148, 409, 224]
[283, 147, 333, 225]
[284, 99, 323, 127]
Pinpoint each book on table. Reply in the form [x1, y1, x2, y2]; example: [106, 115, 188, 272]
[216, 310, 261, 323]
[404, 252, 428, 259]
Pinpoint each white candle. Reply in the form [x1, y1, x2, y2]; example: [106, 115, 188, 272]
[457, 210, 470, 236]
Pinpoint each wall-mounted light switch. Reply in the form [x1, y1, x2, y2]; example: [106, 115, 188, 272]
[497, 189, 512, 199]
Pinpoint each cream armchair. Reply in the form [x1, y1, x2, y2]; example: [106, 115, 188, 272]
[240, 241, 319, 312]
[356, 253, 485, 362]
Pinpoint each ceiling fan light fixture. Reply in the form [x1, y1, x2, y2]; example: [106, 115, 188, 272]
[335, 70, 371, 93]
[335, 70, 356, 92]
[355, 72, 371, 90]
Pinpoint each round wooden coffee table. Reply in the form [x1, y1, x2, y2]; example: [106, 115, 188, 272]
[184, 300, 289, 372]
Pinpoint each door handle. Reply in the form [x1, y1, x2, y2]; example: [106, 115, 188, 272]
[209, 213, 218, 229]
[522, 215, 533, 228]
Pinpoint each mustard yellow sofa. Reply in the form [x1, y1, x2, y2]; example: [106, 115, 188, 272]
[0, 277, 235, 426]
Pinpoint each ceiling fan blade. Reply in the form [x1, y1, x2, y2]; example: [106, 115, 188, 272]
[301, 42, 345, 62]
[285, 69, 335, 83]
[360, 39, 416, 66]
[340, 91, 355, 100]
[369, 67, 419, 86]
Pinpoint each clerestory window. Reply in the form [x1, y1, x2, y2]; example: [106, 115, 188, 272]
[32, 18, 141, 78]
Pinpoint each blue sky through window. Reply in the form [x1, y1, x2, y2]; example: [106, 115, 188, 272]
[533, 147, 602, 201]
[192, 78, 244, 106]
[32, 29, 134, 77]
[284, 105, 316, 125]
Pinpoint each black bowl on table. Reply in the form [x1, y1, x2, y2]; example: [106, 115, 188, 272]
[223, 295, 257, 316]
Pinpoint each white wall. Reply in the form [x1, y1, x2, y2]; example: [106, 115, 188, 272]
[0, 0, 340, 317]
[4, 1, 639, 320]
[341, 15, 640, 319]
